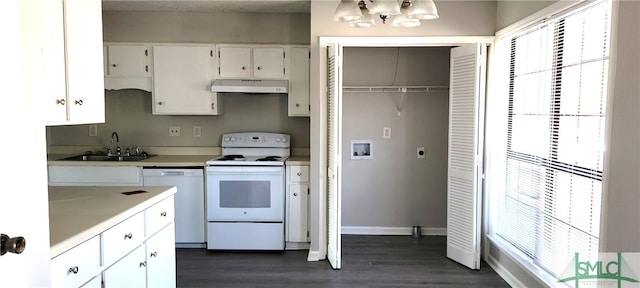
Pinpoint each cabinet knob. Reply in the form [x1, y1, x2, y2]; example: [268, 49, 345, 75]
[111, 64, 117, 67]
[150, 252, 158, 258]
[257, 66, 262, 71]
[145, 65, 149, 72]
[211, 103, 215, 110]
[124, 233, 133, 240]
[241, 66, 246, 70]
[74, 99, 83, 105]
[56, 99, 66, 106]
[293, 193, 298, 197]
[139, 261, 147, 268]
[297, 172, 302, 176]
[160, 211, 167, 217]
[68, 266, 79, 274]
[1, 234, 26, 256]
[296, 103, 300, 107]
[158, 101, 163, 106]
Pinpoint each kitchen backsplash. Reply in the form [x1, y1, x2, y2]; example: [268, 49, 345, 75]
[46, 89, 310, 149]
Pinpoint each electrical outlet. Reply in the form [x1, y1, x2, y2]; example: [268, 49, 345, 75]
[169, 126, 181, 137]
[88, 124, 98, 137]
[417, 147, 425, 159]
[193, 126, 201, 137]
[383, 127, 391, 139]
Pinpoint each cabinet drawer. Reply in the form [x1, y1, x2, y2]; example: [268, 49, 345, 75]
[146, 196, 174, 237]
[51, 236, 100, 288]
[102, 212, 144, 265]
[288, 166, 309, 182]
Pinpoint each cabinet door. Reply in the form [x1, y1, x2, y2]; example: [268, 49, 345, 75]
[102, 213, 144, 266]
[288, 47, 310, 116]
[218, 47, 251, 78]
[50, 236, 100, 288]
[64, 0, 105, 124]
[42, 0, 67, 123]
[153, 45, 220, 115]
[103, 245, 146, 288]
[106, 45, 150, 77]
[146, 224, 176, 288]
[287, 183, 308, 242]
[253, 47, 285, 79]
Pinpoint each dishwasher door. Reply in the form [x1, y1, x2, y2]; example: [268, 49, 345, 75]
[143, 168, 205, 248]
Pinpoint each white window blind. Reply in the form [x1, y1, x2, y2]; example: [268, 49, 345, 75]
[497, 0, 611, 278]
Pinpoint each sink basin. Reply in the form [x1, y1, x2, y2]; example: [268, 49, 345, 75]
[59, 154, 156, 162]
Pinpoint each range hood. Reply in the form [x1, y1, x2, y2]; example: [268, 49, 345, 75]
[211, 79, 288, 94]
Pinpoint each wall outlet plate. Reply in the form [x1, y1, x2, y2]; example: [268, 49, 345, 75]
[193, 126, 201, 137]
[169, 126, 181, 137]
[383, 127, 391, 139]
[88, 125, 98, 137]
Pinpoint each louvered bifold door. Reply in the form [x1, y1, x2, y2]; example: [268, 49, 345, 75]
[326, 44, 343, 270]
[446, 44, 487, 270]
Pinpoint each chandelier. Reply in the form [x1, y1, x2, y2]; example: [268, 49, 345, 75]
[333, 0, 439, 28]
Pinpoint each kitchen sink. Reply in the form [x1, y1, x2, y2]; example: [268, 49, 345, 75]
[59, 154, 156, 162]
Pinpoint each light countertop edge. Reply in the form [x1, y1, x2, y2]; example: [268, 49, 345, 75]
[49, 186, 177, 258]
[285, 156, 310, 166]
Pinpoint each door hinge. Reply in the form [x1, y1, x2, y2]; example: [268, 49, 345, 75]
[307, 188, 310, 194]
[144, 49, 148, 56]
[210, 50, 213, 57]
[307, 231, 310, 237]
[283, 51, 286, 59]
[309, 51, 311, 59]
[308, 105, 311, 111]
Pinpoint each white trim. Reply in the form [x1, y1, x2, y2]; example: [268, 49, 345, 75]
[495, 0, 586, 37]
[342, 226, 447, 236]
[485, 255, 527, 288]
[307, 250, 322, 262]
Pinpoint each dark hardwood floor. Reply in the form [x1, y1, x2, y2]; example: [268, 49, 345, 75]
[176, 235, 509, 287]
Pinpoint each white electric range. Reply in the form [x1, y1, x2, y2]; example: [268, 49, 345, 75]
[205, 132, 290, 250]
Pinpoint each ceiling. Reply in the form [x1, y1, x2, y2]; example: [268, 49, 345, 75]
[101, 0, 311, 13]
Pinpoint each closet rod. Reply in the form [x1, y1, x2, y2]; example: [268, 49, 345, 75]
[342, 86, 449, 93]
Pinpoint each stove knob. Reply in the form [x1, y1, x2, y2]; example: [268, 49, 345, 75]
[230, 137, 237, 142]
[275, 137, 281, 142]
[223, 137, 230, 142]
[282, 137, 288, 143]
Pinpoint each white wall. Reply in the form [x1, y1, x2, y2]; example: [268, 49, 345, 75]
[341, 47, 450, 231]
[309, 0, 497, 256]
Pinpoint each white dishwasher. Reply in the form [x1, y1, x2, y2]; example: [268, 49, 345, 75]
[143, 167, 205, 248]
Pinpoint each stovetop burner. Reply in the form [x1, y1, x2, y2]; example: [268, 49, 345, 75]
[256, 156, 282, 162]
[218, 155, 245, 161]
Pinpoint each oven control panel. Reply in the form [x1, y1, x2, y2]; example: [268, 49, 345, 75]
[221, 132, 290, 148]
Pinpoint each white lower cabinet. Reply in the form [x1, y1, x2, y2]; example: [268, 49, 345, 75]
[285, 165, 310, 248]
[50, 196, 176, 288]
[146, 223, 177, 288]
[51, 236, 100, 288]
[103, 245, 147, 288]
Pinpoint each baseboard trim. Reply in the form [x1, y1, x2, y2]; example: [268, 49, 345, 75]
[307, 250, 322, 261]
[486, 255, 526, 288]
[341, 226, 447, 236]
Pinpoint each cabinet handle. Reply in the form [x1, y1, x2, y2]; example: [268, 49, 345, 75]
[160, 211, 167, 217]
[56, 99, 66, 105]
[297, 172, 302, 176]
[293, 193, 298, 197]
[68, 266, 79, 274]
[139, 261, 147, 268]
[74, 99, 83, 105]
[124, 233, 133, 240]
[150, 252, 158, 258]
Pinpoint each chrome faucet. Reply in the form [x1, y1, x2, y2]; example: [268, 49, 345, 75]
[111, 132, 121, 156]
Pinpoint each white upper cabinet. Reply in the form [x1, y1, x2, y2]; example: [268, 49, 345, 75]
[218, 46, 285, 79]
[44, 0, 105, 126]
[152, 45, 223, 115]
[288, 47, 310, 117]
[104, 44, 152, 91]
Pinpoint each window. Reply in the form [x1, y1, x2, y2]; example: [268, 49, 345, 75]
[494, 0, 611, 279]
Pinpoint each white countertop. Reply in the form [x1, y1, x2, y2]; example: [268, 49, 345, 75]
[49, 186, 177, 258]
